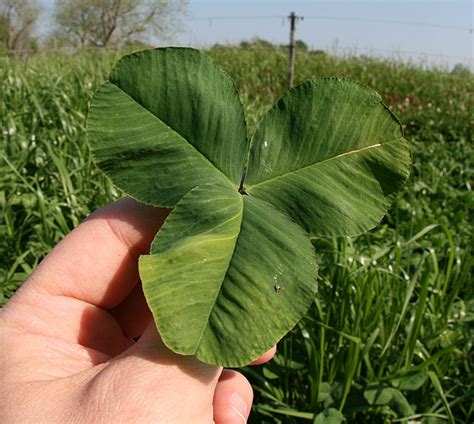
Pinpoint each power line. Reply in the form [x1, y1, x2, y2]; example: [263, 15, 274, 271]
[189, 16, 283, 21]
[330, 44, 474, 63]
[185, 13, 473, 64]
[304, 15, 472, 32]
[188, 15, 473, 33]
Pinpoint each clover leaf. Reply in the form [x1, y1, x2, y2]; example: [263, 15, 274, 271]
[87, 47, 411, 367]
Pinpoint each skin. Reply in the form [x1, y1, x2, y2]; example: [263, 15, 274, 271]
[0, 198, 276, 423]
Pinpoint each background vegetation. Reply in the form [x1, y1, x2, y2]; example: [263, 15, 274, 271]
[0, 0, 187, 54]
[1, 45, 473, 423]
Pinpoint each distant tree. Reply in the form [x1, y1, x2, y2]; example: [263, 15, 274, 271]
[239, 38, 276, 50]
[294, 39, 308, 51]
[123, 38, 150, 51]
[0, 14, 9, 53]
[279, 39, 309, 51]
[210, 43, 226, 52]
[0, 0, 41, 53]
[54, 0, 188, 48]
[311, 49, 326, 57]
[451, 63, 471, 76]
[43, 30, 73, 51]
[251, 38, 274, 49]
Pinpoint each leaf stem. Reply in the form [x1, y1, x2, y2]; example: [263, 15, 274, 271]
[238, 167, 248, 195]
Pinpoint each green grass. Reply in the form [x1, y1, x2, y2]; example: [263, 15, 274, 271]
[1, 46, 473, 423]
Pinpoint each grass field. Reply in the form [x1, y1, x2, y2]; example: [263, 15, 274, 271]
[1, 45, 473, 423]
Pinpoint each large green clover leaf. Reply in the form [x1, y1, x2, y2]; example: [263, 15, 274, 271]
[87, 47, 411, 367]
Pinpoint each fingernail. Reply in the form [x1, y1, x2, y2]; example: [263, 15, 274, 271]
[229, 393, 248, 423]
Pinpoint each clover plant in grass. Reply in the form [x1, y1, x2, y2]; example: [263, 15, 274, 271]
[86, 47, 411, 367]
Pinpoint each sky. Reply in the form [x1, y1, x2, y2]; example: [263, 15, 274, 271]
[39, 0, 473, 69]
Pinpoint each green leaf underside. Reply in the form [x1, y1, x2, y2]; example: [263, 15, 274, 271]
[87, 82, 232, 206]
[248, 138, 410, 237]
[140, 184, 317, 367]
[86, 48, 411, 366]
[246, 79, 411, 236]
[109, 48, 248, 187]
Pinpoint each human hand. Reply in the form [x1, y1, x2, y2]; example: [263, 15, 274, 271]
[0, 198, 275, 423]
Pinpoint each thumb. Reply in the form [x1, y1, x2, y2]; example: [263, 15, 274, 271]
[89, 324, 222, 423]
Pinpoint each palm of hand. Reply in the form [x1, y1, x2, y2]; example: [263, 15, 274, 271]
[0, 199, 274, 423]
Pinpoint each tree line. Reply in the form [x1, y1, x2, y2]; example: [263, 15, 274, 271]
[0, 0, 187, 54]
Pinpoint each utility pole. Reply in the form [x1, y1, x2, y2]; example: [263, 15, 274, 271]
[287, 11, 303, 89]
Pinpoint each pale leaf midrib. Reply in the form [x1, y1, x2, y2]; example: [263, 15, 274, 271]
[247, 137, 405, 191]
[192, 194, 244, 354]
[109, 81, 235, 190]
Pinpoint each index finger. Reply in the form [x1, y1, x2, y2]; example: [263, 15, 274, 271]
[18, 198, 169, 309]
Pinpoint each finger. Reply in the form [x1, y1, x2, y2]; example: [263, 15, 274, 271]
[110, 282, 153, 339]
[213, 370, 253, 424]
[250, 345, 277, 365]
[13, 198, 169, 309]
